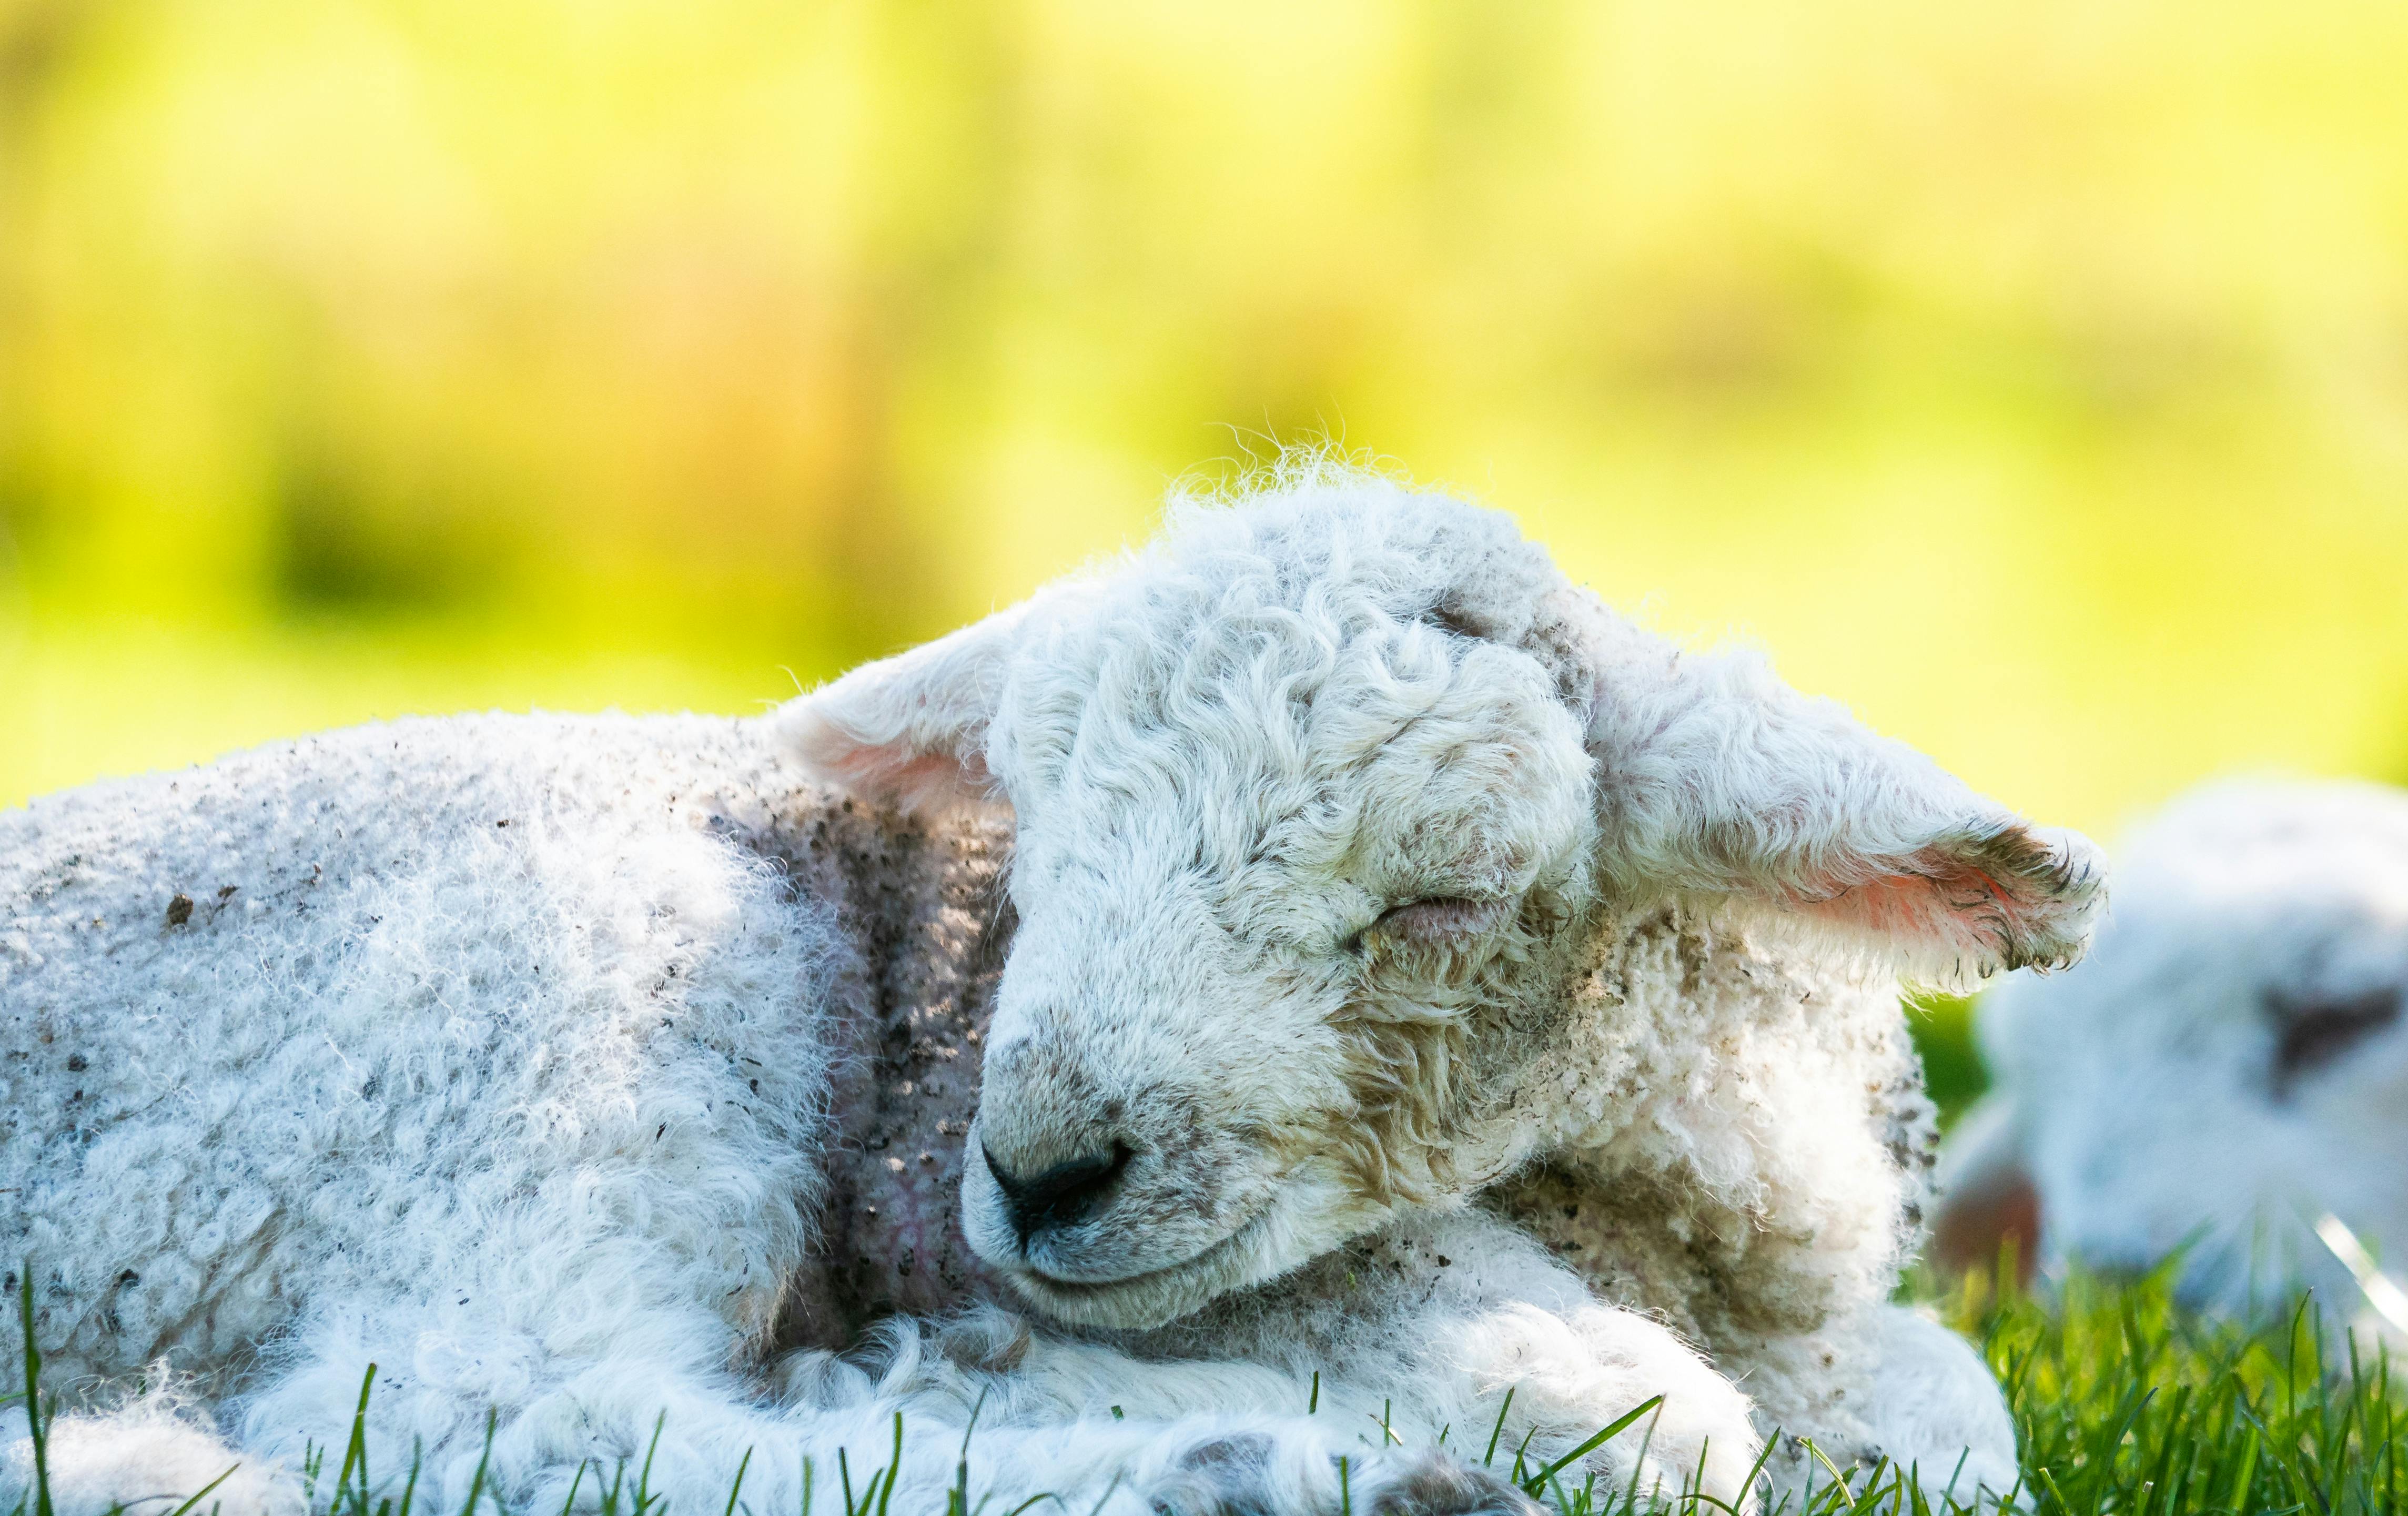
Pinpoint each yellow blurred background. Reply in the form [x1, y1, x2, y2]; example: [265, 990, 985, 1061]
[5, 0, 2407, 846]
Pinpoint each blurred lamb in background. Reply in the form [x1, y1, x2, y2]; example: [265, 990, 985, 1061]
[1934, 780, 2408, 1344]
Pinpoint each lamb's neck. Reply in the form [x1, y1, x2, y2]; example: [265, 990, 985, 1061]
[742, 794, 1021, 1357]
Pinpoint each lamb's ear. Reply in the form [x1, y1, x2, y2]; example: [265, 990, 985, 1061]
[774, 600, 1033, 815]
[1585, 636, 2106, 984]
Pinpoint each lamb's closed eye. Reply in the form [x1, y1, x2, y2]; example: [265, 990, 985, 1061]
[1349, 895, 1511, 953]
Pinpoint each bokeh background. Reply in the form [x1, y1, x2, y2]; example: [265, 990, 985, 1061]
[5, 1, 2407, 1100]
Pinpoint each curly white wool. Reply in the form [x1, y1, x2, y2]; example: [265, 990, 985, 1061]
[4, 464, 2101, 1516]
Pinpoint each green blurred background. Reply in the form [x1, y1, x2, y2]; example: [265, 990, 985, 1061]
[5, 0, 2406, 924]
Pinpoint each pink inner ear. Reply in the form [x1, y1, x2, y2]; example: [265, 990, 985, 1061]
[1797, 858, 2006, 953]
[841, 745, 993, 812]
[1785, 825, 2099, 976]
[785, 698, 996, 814]
[835, 744, 980, 791]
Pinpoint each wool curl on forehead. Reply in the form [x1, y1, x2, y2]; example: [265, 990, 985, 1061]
[993, 474, 1569, 807]
[1164, 459, 1555, 627]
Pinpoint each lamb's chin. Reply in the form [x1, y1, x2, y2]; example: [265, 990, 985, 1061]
[995, 1205, 1296, 1330]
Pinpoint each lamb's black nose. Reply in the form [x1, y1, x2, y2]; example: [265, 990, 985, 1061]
[984, 1141, 1131, 1244]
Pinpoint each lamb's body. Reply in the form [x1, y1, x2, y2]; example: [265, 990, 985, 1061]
[4, 473, 2087, 1516]
[2, 714, 1998, 1512]
[7, 718, 851, 1382]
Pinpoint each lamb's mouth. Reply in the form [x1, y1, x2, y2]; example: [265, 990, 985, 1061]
[1002, 1202, 1280, 1328]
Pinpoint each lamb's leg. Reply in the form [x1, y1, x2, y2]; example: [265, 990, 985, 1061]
[3, 1397, 302, 1516]
[1490, 1129, 2010, 1505]
[1616, 1308, 2015, 1508]
[1847, 1306, 2017, 1504]
[1001, 1210, 1763, 1510]
[191, 1297, 1536, 1516]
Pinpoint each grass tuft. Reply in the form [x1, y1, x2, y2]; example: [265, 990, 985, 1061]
[1947, 1258, 2406, 1516]
[8, 1261, 2405, 1516]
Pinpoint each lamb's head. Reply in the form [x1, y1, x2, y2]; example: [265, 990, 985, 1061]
[781, 470, 2106, 1329]
[1942, 779, 2408, 1317]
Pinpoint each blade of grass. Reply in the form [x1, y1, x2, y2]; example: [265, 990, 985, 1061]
[634, 1413, 666, 1516]
[1803, 1441, 1856, 1513]
[18, 1264, 52, 1516]
[872, 1413, 901, 1516]
[1482, 1388, 1516, 1467]
[1732, 1427, 1783, 1516]
[457, 1410, 496, 1516]
[721, 1448, 753, 1516]
[161, 1464, 239, 1516]
[951, 1388, 989, 1516]
[336, 1363, 379, 1507]
[1521, 1396, 1664, 1495]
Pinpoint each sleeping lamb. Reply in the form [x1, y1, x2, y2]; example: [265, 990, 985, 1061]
[2, 467, 2103, 1516]
[1934, 778, 2408, 1343]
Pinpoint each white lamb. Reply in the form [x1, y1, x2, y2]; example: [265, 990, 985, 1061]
[2, 467, 2103, 1516]
[1934, 779, 2408, 1342]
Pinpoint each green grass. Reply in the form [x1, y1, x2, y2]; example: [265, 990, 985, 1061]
[1906, 994, 1988, 1131]
[1944, 1261, 2405, 1516]
[12, 1264, 2404, 1516]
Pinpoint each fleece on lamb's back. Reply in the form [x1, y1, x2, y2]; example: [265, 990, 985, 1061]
[1, 714, 846, 1374]
[4, 468, 2103, 1516]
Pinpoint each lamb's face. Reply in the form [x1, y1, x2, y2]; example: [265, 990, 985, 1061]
[961, 560, 1602, 1326]
[784, 470, 2106, 1330]
[1966, 781, 2408, 1317]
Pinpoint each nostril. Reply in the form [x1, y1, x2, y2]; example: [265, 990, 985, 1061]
[984, 1141, 1132, 1242]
